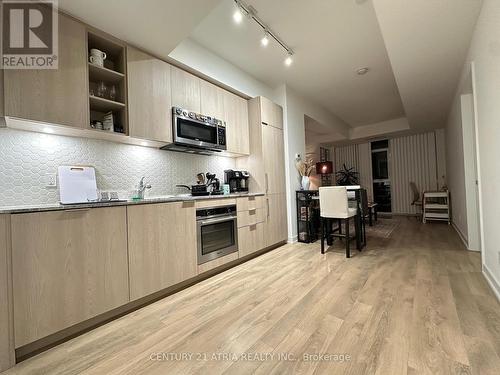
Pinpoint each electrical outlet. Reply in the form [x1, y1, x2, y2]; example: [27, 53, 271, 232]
[46, 173, 57, 188]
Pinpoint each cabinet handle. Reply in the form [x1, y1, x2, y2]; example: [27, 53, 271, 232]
[63, 208, 91, 213]
[267, 198, 270, 218]
[265, 173, 269, 194]
[262, 122, 269, 126]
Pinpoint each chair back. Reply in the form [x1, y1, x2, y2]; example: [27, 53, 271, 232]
[410, 182, 420, 203]
[361, 188, 369, 216]
[319, 186, 349, 218]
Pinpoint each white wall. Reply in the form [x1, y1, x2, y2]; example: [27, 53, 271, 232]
[446, 95, 468, 241]
[281, 85, 350, 242]
[448, 0, 500, 297]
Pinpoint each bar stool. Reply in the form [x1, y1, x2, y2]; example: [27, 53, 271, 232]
[319, 186, 358, 258]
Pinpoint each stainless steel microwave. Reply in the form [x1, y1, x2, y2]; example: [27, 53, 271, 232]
[161, 107, 227, 154]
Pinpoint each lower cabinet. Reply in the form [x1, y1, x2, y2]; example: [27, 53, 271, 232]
[238, 223, 265, 258]
[11, 207, 129, 347]
[127, 202, 198, 300]
[264, 193, 288, 247]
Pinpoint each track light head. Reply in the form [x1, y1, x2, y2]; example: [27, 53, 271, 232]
[261, 32, 269, 47]
[233, 8, 243, 23]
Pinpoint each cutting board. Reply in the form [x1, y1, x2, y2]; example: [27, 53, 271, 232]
[58, 166, 98, 204]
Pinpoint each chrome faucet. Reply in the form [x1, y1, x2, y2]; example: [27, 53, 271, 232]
[137, 177, 152, 199]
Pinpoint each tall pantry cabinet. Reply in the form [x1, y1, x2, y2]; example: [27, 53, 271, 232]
[238, 97, 288, 247]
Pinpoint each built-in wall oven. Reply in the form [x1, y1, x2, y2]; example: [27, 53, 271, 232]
[196, 205, 238, 264]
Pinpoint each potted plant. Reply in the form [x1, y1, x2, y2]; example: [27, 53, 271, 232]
[335, 164, 359, 186]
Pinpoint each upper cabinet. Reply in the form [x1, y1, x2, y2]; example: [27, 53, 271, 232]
[127, 47, 172, 142]
[200, 80, 224, 120]
[260, 96, 283, 129]
[171, 66, 201, 113]
[224, 91, 250, 155]
[3, 13, 89, 128]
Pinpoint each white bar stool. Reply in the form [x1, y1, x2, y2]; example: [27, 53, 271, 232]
[319, 186, 358, 258]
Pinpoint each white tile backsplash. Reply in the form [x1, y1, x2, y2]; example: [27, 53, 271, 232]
[0, 129, 235, 206]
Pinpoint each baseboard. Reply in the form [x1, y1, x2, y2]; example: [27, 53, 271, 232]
[482, 263, 500, 303]
[451, 222, 469, 249]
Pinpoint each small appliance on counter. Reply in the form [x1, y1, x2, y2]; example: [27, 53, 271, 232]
[176, 172, 224, 196]
[224, 170, 250, 193]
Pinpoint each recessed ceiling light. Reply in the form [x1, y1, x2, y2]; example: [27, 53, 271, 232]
[356, 67, 369, 75]
[284, 53, 293, 66]
[233, 8, 243, 24]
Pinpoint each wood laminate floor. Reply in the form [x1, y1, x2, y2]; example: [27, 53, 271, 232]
[3, 217, 500, 375]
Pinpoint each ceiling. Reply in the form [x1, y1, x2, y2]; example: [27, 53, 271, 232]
[58, 0, 221, 61]
[373, 0, 482, 130]
[190, 0, 405, 128]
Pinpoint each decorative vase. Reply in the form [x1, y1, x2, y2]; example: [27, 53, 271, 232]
[301, 176, 310, 190]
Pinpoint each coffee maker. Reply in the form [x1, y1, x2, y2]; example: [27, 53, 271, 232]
[224, 170, 250, 193]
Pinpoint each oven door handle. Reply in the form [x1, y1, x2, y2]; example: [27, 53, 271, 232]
[199, 215, 237, 226]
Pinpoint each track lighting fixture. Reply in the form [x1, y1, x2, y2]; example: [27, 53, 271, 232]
[233, 0, 294, 66]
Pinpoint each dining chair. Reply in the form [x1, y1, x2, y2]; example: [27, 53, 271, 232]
[410, 182, 423, 220]
[319, 186, 358, 258]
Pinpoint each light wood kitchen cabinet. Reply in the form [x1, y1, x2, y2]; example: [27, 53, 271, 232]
[237, 96, 287, 247]
[259, 96, 283, 129]
[11, 207, 129, 347]
[238, 223, 265, 258]
[262, 124, 286, 194]
[224, 91, 250, 155]
[127, 47, 172, 142]
[200, 80, 224, 119]
[127, 202, 198, 300]
[238, 96, 285, 194]
[171, 66, 201, 112]
[0, 215, 14, 371]
[236, 196, 264, 212]
[0, 70, 4, 117]
[4, 14, 88, 128]
[237, 208, 265, 228]
[264, 193, 288, 246]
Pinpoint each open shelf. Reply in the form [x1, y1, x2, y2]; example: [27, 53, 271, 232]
[88, 63, 124, 83]
[89, 95, 125, 112]
[86, 29, 128, 135]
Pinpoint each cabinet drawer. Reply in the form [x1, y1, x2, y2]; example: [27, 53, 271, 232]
[237, 196, 264, 211]
[238, 223, 265, 258]
[196, 198, 236, 209]
[237, 208, 265, 228]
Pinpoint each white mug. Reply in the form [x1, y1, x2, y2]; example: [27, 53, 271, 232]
[89, 48, 107, 67]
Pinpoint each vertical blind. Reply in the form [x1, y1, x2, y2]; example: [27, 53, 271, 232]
[390, 133, 438, 214]
[334, 131, 440, 214]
